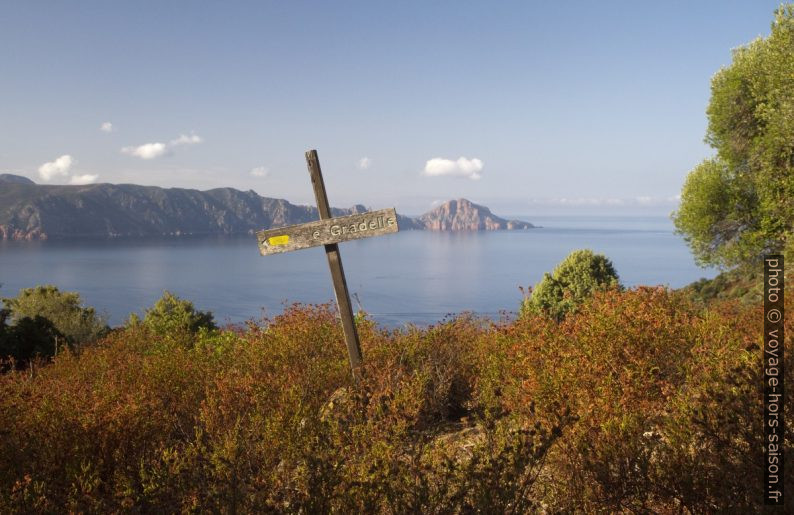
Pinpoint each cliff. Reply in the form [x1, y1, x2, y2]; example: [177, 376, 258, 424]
[417, 198, 533, 231]
[0, 176, 531, 239]
[0, 180, 370, 240]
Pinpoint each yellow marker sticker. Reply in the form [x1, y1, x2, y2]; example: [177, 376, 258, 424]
[267, 235, 290, 246]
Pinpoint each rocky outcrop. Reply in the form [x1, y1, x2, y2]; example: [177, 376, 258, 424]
[0, 225, 47, 240]
[417, 198, 533, 231]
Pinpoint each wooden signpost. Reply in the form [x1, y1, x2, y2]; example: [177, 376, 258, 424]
[257, 208, 398, 255]
[257, 149, 399, 379]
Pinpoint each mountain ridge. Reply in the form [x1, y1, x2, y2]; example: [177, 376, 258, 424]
[0, 174, 36, 185]
[0, 176, 533, 240]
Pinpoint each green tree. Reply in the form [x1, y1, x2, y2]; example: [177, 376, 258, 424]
[521, 249, 620, 320]
[673, 5, 794, 267]
[3, 285, 107, 345]
[129, 291, 216, 335]
[0, 316, 63, 365]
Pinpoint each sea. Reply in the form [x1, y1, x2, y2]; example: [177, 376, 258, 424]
[0, 215, 717, 328]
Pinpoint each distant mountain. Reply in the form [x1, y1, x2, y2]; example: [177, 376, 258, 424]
[0, 181, 532, 240]
[0, 174, 35, 185]
[418, 198, 533, 231]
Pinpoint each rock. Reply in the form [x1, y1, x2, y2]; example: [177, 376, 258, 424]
[319, 387, 351, 423]
[417, 199, 534, 231]
[428, 420, 486, 464]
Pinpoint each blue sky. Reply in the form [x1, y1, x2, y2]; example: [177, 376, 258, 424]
[0, 1, 785, 214]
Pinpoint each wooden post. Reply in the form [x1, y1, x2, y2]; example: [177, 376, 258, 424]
[256, 150, 398, 378]
[305, 149, 363, 378]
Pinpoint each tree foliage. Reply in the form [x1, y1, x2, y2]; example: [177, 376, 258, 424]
[521, 249, 620, 320]
[129, 290, 216, 336]
[673, 5, 794, 267]
[3, 285, 107, 345]
[0, 285, 107, 365]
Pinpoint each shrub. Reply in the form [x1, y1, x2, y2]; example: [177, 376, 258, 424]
[3, 285, 107, 345]
[128, 291, 216, 336]
[501, 286, 792, 512]
[1, 286, 107, 363]
[1, 289, 790, 512]
[521, 249, 620, 320]
[0, 306, 10, 355]
[0, 316, 63, 365]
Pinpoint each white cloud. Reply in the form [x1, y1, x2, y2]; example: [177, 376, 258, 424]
[170, 133, 202, 146]
[38, 155, 73, 181]
[100, 122, 114, 133]
[358, 157, 371, 170]
[423, 157, 483, 180]
[250, 166, 269, 177]
[121, 132, 202, 159]
[69, 174, 99, 185]
[121, 142, 167, 160]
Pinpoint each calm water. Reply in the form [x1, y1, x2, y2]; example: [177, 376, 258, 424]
[0, 216, 716, 327]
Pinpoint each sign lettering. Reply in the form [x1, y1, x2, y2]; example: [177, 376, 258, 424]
[257, 208, 398, 256]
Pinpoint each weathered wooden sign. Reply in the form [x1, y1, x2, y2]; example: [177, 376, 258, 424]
[257, 208, 398, 256]
[257, 150, 399, 379]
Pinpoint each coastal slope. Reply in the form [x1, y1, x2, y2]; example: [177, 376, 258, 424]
[0, 176, 532, 239]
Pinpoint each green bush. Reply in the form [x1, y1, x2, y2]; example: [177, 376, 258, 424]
[1, 286, 107, 363]
[0, 316, 63, 365]
[128, 291, 216, 336]
[521, 249, 620, 320]
[3, 285, 107, 345]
